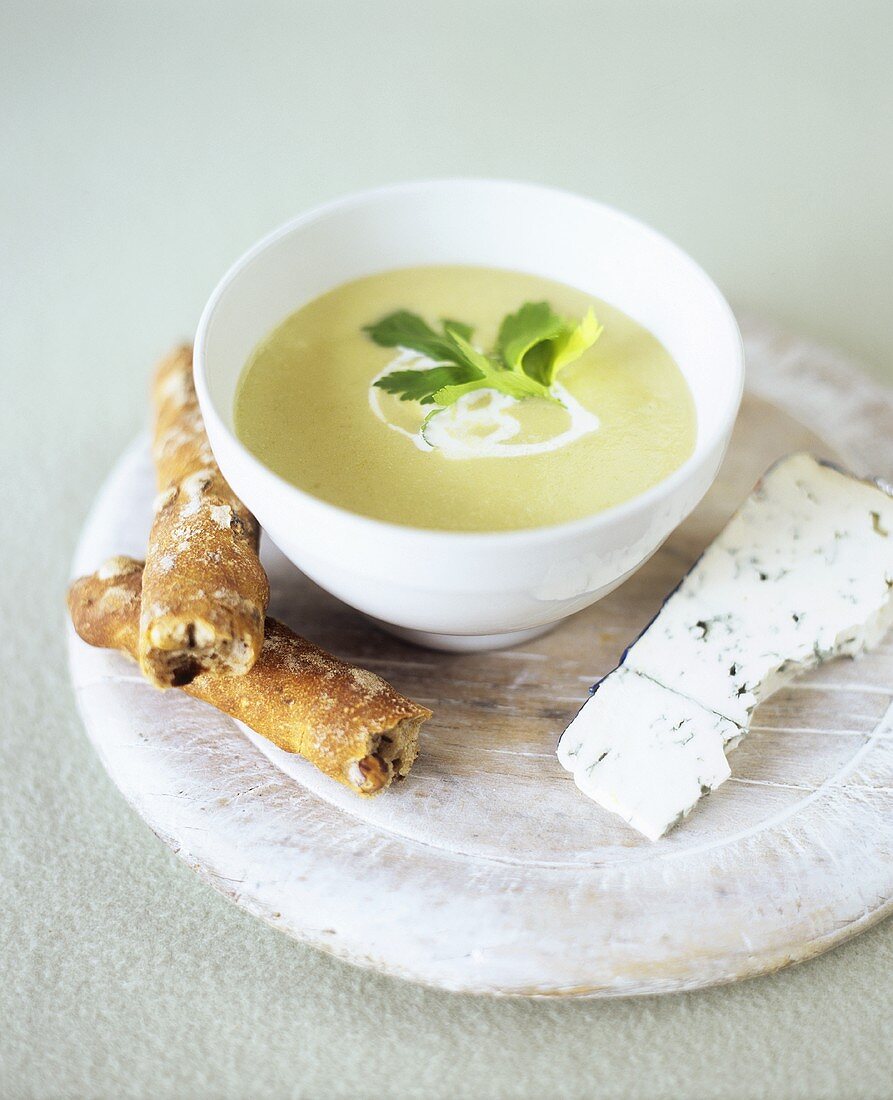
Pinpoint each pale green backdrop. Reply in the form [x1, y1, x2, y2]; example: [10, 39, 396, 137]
[2, 2, 892, 1098]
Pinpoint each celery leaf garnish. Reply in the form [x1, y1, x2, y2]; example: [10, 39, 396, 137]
[374, 366, 478, 405]
[549, 308, 604, 379]
[364, 311, 474, 366]
[368, 301, 603, 436]
[432, 329, 546, 406]
[498, 302, 603, 387]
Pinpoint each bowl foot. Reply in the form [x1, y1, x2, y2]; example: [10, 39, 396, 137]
[371, 620, 558, 653]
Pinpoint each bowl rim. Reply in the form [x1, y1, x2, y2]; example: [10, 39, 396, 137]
[194, 177, 744, 546]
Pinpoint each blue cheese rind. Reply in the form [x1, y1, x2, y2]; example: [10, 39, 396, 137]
[559, 454, 893, 840]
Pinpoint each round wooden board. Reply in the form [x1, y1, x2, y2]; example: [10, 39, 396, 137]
[69, 317, 893, 997]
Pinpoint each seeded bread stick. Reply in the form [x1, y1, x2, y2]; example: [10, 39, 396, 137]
[70, 558, 430, 795]
[140, 345, 269, 688]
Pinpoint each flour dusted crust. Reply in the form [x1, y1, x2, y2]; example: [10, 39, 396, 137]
[70, 559, 429, 794]
[72, 555, 143, 654]
[140, 346, 270, 688]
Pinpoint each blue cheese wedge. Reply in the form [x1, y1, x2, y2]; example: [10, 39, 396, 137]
[556, 668, 738, 840]
[558, 454, 893, 840]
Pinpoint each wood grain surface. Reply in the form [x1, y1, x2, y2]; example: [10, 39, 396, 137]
[68, 317, 893, 996]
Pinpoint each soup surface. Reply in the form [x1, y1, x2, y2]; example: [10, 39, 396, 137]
[234, 266, 696, 531]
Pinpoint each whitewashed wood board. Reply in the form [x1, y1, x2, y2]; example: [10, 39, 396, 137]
[68, 317, 893, 997]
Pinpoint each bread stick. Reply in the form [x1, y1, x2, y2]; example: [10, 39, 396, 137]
[69, 558, 429, 795]
[140, 346, 269, 688]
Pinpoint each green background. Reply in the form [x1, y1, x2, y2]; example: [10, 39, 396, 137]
[3, 2, 892, 1097]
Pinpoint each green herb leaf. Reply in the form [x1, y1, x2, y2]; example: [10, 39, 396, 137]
[431, 374, 535, 406]
[549, 308, 604, 378]
[366, 301, 600, 427]
[441, 319, 474, 341]
[373, 365, 479, 405]
[497, 302, 603, 387]
[498, 302, 567, 382]
[364, 310, 473, 366]
[442, 328, 497, 376]
[434, 330, 547, 405]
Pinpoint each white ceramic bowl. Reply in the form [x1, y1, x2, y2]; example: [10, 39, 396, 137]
[194, 180, 743, 652]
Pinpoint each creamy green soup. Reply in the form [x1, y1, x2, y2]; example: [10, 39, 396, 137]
[234, 266, 696, 531]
